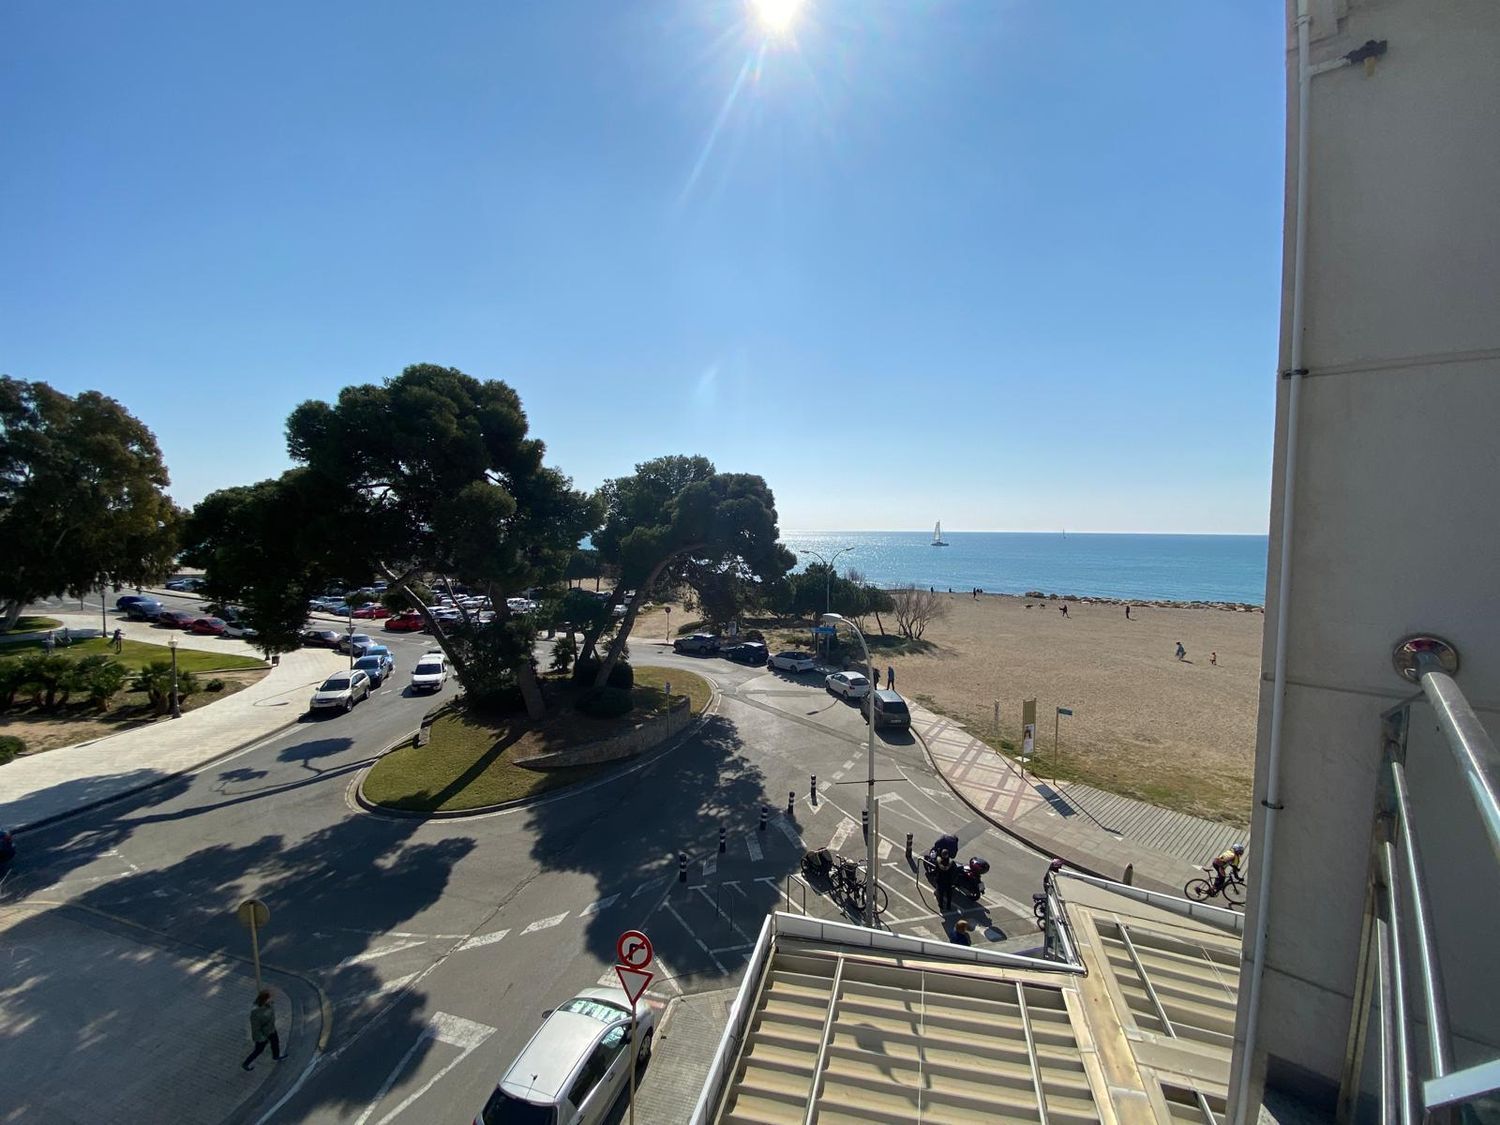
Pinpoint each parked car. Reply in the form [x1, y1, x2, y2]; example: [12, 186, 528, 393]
[122, 597, 164, 621]
[770, 651, 817, 673]
[351, 603, 392, 620]
[334, 633, 374, 656]
[115, 594, 148, 612]
[223, 620, 260, 639]
[157, 609, 198, 629]
[301, 628, 339, 648]
[723, 641, 769, 666]
[353, 652, 394, 687]
[410, 654, 448, 693]
[165, 577, 203, 592]
[865, 689, 912, 730]
[825, 671, 872, 700]
[384, 612, 425, 632]
[474, 984, 656, 1125]
[673, 633, 722, 655]
[188, 616, 227, 636]
[308, 670, 371, 714]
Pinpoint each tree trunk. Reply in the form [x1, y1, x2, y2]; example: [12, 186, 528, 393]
[1, 600, 23, 633]
[594, 550, 697, 689]
[873, 609, 887, 637]
[517, 660, 545, 721]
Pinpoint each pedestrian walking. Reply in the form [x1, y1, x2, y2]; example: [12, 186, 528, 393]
[1060, 604, 1069, 618]
[1124, 605, 1131, 620]
[950, 919, 972, 946]
[886, 665, 895, 690]
[43, 632, 55, 654]
[241, 991, 285, 1070]
[1175, 641, 1186, 661]
[934, 852, 956, 911]
[1210, 651, 1218, 666]
[111, 627, 124, 653]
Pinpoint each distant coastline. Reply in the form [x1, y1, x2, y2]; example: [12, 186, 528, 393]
[778, 531, 1269, 607]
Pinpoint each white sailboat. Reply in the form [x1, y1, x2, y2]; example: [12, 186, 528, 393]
[931, 520, 949, 546]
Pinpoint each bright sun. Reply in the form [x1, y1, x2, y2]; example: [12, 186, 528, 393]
[749, 0, 802, 35]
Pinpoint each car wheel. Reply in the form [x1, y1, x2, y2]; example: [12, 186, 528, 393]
[343, 699, 353, 713]
[636, 1028, 654, 1068]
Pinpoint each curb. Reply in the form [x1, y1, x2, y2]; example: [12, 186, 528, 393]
[7, 896, 330, 1124]
[910, 712, 1120, 882]
[354, 673, 722, 820]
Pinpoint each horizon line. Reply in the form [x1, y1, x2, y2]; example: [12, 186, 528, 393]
[778, 529, 1270, 538]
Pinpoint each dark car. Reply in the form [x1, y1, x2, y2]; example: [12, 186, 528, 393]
[673, 633, 722, 655]
[865, 689, 912, 730]
[122, 597, 164, 621]
[723, 641, 769, 666]
[115, 594, 147, 611]
[157, 609, 197, 629]
[301, 628, 340, 648]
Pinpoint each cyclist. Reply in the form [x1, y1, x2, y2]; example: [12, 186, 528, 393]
[1209, 844, 1245, 892]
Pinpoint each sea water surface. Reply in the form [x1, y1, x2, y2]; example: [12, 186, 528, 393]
[778, 532, 1269, 605]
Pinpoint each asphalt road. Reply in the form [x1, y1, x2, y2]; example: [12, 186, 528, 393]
[8, 604, 1054, 1124]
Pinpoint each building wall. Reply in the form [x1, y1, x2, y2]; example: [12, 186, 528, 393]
[1232, 0, 1500, 1113]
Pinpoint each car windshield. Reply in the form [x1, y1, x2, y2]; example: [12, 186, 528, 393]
[480, 1088, 556, 1125]
[415, 662, 442, 674]
[556, 997, 628, 1023]
[320, 677, 350, 690]
[354, 658, 377, 669]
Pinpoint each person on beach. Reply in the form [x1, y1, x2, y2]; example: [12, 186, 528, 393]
[886, 665, 895, 689]
[1060, 604, 1069, 618]
[1210, 651, 1218, 666]
[241, 991, 285, 1069]
[950, 919, 972, 946]
[1125, 605, 1131, 620]
[1175, 641, 1187, 661]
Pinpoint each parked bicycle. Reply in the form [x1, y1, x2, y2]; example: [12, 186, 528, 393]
[802, 848, 889, 917]
[1184, 870, 1247, 907]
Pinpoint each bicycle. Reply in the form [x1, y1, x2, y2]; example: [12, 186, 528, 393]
[805, 850, 889, 917]
[1185, 869, 1246, 907]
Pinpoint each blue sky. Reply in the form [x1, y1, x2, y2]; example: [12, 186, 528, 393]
[1, 1, 1285, 534]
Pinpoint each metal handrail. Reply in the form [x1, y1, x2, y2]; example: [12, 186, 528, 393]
[1339, 638, 1500, 1124]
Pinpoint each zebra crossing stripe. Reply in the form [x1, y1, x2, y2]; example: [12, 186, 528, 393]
[521, 912, 569, 935]
[456, 928, 511, 952]
[774, 817, 803, 848]
[580, 894, 620, 916]
[878, 837, 893, 860]
[746, 833, 763, 862]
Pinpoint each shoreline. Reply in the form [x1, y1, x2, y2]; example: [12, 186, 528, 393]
[875, 588, 1265, 614]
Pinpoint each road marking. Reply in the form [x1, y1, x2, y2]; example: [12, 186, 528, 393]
[663, 900, 727, 974]
[104, 848, 140, 873]
[746, 834, 762, 862]
[339, 939, 427, 967]
[882, 792, 943, 833]
[652, 952, 685, 997]
[521, 912, 569, 935]
[694, 886, 755, 943]
[842, 759, 856, 770]
[875, 791, 898, 804]
[702, 856, 717, 878]
[335, 972, 420, 1008]
[579, 894, 620, 916]
[911, 925, 942, 941]
[774, 818, 804, 849]
[831, 770, 846, 781]
[709, 943, 755, 955]
[633, 876, 666, 897]
[878, 838, 893, 860]
[362, 1012, 498, 1125]
[827, 816, 857, 853]
[455, 928, 511, 952]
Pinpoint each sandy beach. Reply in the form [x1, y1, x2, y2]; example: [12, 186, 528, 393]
[852, 593, 1263, 826]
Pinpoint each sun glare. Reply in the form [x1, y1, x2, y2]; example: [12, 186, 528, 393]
[749, 0, 802, 36]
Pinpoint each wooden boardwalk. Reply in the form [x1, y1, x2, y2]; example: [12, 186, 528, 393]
[1054, 782, 1241, 868]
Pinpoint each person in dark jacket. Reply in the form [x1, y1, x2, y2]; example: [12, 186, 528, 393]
[950, 919, 972, 946]
[934, 852, 956, 911]
[241, 991, 285, 1070]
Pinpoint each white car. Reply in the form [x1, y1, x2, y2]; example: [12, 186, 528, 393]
[223, 620, 259, 639]
[410, 655, 448, 694]
[308, 670, 372, 714]
[475, 984, 656, 1125]
[826, 671, 872, 699]
[771, 651, 818, 673]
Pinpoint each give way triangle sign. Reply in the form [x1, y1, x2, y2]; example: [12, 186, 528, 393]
[615, 965, 654, 1006]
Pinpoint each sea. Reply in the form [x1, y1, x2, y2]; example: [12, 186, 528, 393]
[778, 532, 1269, 606]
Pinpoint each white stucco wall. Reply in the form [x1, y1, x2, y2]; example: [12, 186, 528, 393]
[1232, 0, 1500, 1114]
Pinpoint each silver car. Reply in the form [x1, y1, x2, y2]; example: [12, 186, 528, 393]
[308, 670, 371, 714]
[770, 650, 817, 673]
[475, 985, 656, 1125]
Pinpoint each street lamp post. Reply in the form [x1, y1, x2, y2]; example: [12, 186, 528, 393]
[822, 612, 879, 927]
[346, 615, 356, 671]
[806, 547, 854, 659]
[168, 635, 182, 719]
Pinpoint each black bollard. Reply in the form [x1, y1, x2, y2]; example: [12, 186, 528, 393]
[788, 790, 795, 814]
[678, 852, 688, 883]
[719, 825, 727, 854]
[759, 805, 768, 831]
[861, 808, 869, 838]
[905, 832, 914, 858]
[810, 775, 817, 804]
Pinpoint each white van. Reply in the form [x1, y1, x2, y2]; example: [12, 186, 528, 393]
[410, 653, 448, 694]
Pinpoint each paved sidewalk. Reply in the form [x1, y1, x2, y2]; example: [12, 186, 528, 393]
[632, 986, 739, 1122]
[0, 900, 323, 1124]
[0, 613, 346, 830]
[913, 704, 1236, 894]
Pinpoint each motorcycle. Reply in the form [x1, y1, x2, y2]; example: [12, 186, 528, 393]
[921, 833, 990, 899]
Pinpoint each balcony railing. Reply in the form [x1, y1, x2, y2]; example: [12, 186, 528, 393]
[1338, 637, 1500, 1125]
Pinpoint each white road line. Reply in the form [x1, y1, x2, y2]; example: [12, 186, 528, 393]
[911, 925, 943, 941]
[104, 848, 140, 874]
[663, 900, 727, 974]
[746, 834, 763, 862]
[370, 1012, 497, 1125]
[521, 912, 569, 935]
[694, 886, 755, 944]
[831, 770, 846, 781]
[702, 856, 717, 879]
[842, 759, 856, 769]
[455, 929, 511, 952]
[883, 792, 944, 833]
[709, 943, 755, 955]
[652, 952, 685, 997]
[335, 972, 420, 1008]
[878, 838, 893, 860]
[579, 894, 620, 916]
[774, 818, 804, 849]
[633, 876, 666, 897]
[827, 816, 857, 853]
[339, 940, 427, 967]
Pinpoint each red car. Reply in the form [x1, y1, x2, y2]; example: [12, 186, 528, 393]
[351, 604, 392, 619]
[384, 612, 425, 632]
[189, 616, 228, 636]
[157, 609, 198, 629]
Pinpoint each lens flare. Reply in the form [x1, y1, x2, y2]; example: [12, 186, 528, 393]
[749, 0, 802, 35]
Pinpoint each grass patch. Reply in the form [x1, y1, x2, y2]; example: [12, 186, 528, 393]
[0, 616, 62, 635]
[0, 636, 264, 674]
[364, 666, 711, 814]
